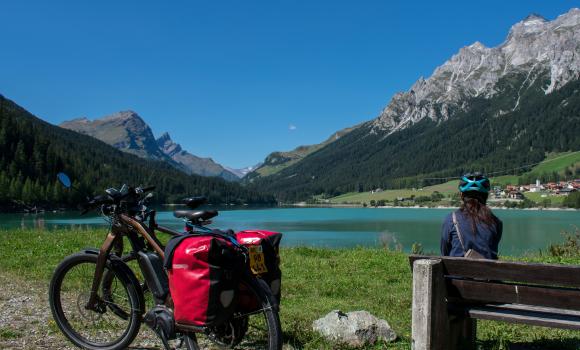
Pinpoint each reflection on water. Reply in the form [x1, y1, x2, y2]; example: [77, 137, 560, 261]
[1, 208, 579, 256]
[20, 215, 45, 231]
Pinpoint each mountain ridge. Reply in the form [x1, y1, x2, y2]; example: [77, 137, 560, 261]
[60, 113, 239, 181]
[246, 124, 359, 179]
[372, 8, 580, 136]
[156, 132, 239, 181]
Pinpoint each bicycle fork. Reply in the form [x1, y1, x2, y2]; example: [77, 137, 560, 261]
[85, 232, 118, 312]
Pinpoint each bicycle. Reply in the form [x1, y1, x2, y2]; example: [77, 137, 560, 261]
[48, 173, 282, 350]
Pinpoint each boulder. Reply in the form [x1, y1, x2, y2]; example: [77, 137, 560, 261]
[312, 310, 397, 347]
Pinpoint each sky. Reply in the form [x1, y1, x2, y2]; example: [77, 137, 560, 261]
[1, 1, 578, 169]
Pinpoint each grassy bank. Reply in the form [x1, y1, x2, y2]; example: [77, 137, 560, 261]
[2, 228, 580, 349]
[328, 151, 580, 207]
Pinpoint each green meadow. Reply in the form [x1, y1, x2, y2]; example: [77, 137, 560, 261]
[1, 228, 580, 349]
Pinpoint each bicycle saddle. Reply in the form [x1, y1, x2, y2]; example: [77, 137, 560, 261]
[182, 196, 207, 209]
[173, 209, 218, 221]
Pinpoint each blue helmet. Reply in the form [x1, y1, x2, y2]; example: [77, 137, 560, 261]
[459, 172, 490, 193]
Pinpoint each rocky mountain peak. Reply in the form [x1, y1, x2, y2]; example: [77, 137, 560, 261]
[372, 8, 580, 134]
[61, 113, 240, 181]
[506, 13, 548, 42]
[523, 13, 547, 22]
[103, 110, 139, 120]
[101, 110, 149, 132]
[156, 131, 172, 144]
[156, 132, 182, 157]
[61, 111, 165, 160]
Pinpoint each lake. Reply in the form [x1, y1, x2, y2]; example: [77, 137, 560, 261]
[0, 207, 578, 256]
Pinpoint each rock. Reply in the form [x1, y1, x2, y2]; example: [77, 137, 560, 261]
[312, 310, 397, 347]
[372, 8, 580, 135]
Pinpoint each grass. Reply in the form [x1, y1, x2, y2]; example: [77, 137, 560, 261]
[491, 151, 580, 186]
[328, 181, 459, 204]
[2, 228, 580, 349]
[255, 161, 300, 177]
[0, 327, 21, 340]
[528, 151, 580, 177]
[490, 175, 520, 187]
[329, 189, 428, 204]
[523, 192, 566, 205]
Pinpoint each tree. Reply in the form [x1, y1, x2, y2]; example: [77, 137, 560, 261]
[563, 192, 580, 209]
[21, 178, 33, 204]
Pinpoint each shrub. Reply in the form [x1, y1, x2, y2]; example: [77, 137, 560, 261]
[548, 226, 580, 257]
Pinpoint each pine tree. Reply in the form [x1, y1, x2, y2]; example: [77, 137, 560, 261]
[22, 177, 33, 204]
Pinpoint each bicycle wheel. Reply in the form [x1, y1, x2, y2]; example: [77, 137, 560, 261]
[186, 277, 282, 350]
[49, 252, 142, 350]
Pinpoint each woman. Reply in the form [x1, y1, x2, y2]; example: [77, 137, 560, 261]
[440, 173, 503, 259]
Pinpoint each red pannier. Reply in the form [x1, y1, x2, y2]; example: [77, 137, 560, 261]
[164, 234, 242, 327]
[235, 230, 282, 310]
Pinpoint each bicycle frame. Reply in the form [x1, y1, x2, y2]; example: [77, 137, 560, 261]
[85, 213, 177, 311]
[84, 212, 272, 318]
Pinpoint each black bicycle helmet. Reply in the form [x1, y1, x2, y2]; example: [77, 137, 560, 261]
[458, 172, 490, 193]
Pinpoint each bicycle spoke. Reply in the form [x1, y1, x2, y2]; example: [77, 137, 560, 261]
[57, 260, 134, 345]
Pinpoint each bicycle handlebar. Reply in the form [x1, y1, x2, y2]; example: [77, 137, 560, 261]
[80, 185, 154, 215]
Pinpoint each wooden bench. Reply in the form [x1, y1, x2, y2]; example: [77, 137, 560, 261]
[409, 255, 580, 350]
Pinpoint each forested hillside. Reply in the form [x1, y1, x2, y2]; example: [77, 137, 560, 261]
[0, 95, 275, 210]
[249, 76, 580, 201]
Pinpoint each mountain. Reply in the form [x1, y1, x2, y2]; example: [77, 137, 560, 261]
[245, 125, 358, 179]
[60, 111, 168, 161]
[60, 113, 238, 181]
[249, 9, 580, 201]
[156, 132, 239, 181]
[226, 164, 263, 179]
[0, 95, 275, 209]
[372, 10, 580, 135]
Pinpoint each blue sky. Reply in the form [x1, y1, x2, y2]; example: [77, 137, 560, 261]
[1, 1, 577, 168]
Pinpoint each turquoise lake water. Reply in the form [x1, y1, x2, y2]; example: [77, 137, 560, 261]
[1, 207, 578, 256]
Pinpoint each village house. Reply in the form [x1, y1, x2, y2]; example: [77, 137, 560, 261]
[507, 191, 525, 200]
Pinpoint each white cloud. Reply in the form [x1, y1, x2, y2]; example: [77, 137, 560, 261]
[289, 124, 297, 131]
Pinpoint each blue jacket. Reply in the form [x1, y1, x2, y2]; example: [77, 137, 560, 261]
[440, 209, 502, 259]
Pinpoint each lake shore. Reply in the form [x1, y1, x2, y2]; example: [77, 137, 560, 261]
[286, 202, 579, 211]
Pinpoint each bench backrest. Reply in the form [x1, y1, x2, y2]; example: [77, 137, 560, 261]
[409, 255, 580, 311]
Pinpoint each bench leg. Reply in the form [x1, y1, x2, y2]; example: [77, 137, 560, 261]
[411, 259, 449, 350]
[449, 316, 476, 350]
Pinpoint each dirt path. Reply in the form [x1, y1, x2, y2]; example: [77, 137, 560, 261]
[0, 274, 197, 350]
[0, 273, 291, 350]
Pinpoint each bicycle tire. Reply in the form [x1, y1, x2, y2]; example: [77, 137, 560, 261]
[184, 277, 282, 350]
[49, 252, 142, 350]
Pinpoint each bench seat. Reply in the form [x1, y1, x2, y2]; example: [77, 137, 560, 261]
[450, 303, 580, 330]
[409, 255, 580, 350]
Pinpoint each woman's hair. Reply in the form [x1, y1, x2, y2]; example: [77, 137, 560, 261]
[460, 191, 498, 234]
